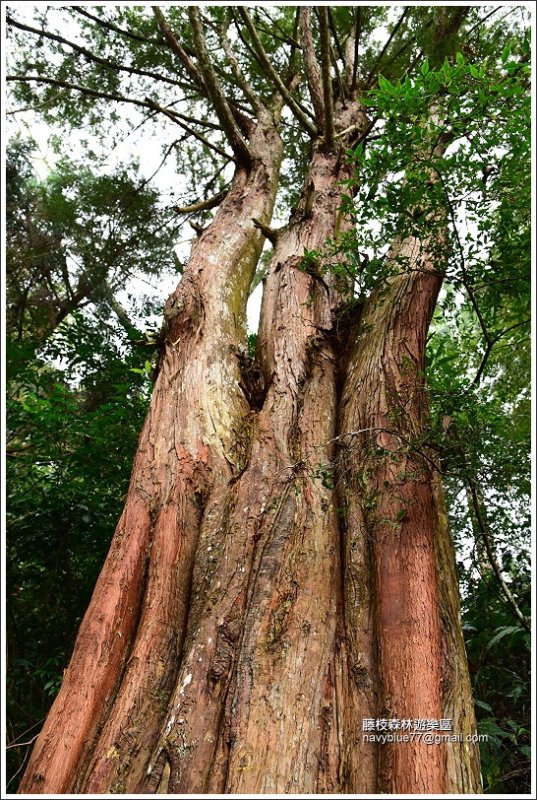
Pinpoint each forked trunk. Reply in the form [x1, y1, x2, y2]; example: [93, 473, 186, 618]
[19, 114, 481, 797]
[145, 111, 368, 793]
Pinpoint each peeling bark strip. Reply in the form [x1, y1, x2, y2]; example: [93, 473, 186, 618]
[18, 114, 283, 796]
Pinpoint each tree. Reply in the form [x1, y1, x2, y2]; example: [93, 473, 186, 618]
[5, 5, 530, 794]
[6, 137, 179, 358]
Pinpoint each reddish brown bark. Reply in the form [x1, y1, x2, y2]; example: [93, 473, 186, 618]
[139, 99, 369, 794]
[338, 236, 480, 793]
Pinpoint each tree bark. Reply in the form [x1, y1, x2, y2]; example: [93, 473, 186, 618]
[141, 100, 369, 795]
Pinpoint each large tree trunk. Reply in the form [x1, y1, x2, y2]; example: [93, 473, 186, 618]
[338, 235, 481, 793]
[18, 111, 283, 795]
[142, 101, 369, 795]
[19, 112, 481, 799]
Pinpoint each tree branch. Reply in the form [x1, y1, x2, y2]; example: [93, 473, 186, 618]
[6, 74, 154, 111]
[339, 115, 378, 148]
[298, 8, 324, 125]
[381, 18, 434, 78]
[6, 74, 231, 160]
[252, 218, 280, 245]
[257, 8, 300, 48]
[152, 6, 204, 89]
[219, 11, 263, 114]
[318, 8, 335, 145]
[187, 8, 251, 166]
[6, 13, 194, 93]
[6, 733, 40, 751]
[434, 168, 496, 371]
[135, 138, 187, 194]
[470, 318, 530, 388]
[466, 8, 501, 40]
[73, 6, 164, 47]
[366, 8, 410, 88]
[144, 98, 232, 161]
[238, 7, 318, 138]
[173, 188, 229, 215]
[325, 10, 345, 100]
[467, 481, 530, 632]
[101, 282, 144, 341]
[327, 9, 345, 66]
[352, 8, 362, 90]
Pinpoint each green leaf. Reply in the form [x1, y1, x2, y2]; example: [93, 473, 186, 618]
[478, 718, 512, 738]
[501, 44, 511, 63]
[487, 626, 523, 648]
[378, 74, 393, 94]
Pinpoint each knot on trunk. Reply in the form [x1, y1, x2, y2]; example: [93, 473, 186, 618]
[208, 618, 242, 686]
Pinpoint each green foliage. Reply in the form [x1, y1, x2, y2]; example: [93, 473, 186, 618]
[462, 577, 531, 794]
[5, 139, 172, 789]
[311, 462, 335, 491]
[247, 332, 258, 358]
[6, 137, 179, 350]
[345, 44, 530, 294]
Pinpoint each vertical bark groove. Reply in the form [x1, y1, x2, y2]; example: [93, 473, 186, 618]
[338, 235, 480, 793]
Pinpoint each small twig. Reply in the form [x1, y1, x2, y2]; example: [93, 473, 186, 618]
[467, 480, 530, 632]
[6, 732, 40, 750]
[276, 426, 440, 477]
[144, 98, 232, 161]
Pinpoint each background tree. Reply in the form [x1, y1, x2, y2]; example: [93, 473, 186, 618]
[6, 138, 179, 354]
[5, 4, 531, 795]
